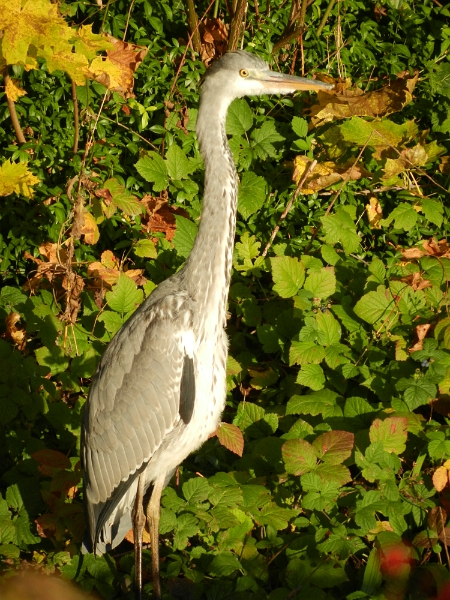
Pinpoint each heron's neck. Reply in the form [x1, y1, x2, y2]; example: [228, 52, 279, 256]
[182, 95, 237, 330]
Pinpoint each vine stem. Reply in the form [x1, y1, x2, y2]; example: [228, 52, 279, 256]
[3, 67, 26, 145]
[71, 79, 79, 154]
[316, 0, 337, 37]
[262, 159, 317, 258]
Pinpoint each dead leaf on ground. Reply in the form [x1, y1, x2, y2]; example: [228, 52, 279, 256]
[293, 155, 370, 193]
[199, 18, 228, 66]
[408, 323, 431, 353]
[366, 197, 383, 228]
[141, 195, 189, 241]
[305, 71, 419, 128]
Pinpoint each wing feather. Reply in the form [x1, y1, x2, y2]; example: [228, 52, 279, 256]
[82, 290, 195, 551]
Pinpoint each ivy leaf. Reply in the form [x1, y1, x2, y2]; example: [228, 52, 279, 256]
[172, 215, 198, 258]
[106, 274, 143, 313]
[296, 364, 325, 390]
[237, 172, 267, 220]
[217, 423, 244, 456]
[304, 268, 336, 299]
[282, 438, 317, 475]
[226, 98, 253, 135]
[271, 256, 305, 298]
[313, 430, 354, 464]
[369, 417, 408, 454]
[135, 152, 169, 191]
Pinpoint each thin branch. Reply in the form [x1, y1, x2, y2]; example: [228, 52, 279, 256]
[262, 159, 317, 258]
[316, 0, 337, 37]
[3, 67, 26, 145]
[101, 115, 158, 150]
[123, 0, 136, 41]
[299, 0, 307, 26]
[185, 0, 202, 54]
[228, 0, 248, 51]
[71, 79, 79, 154]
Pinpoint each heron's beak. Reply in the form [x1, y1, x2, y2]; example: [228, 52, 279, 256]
[262, 70, 334, 92]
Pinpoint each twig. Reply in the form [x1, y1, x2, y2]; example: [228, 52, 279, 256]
[185, 0, 202, 54]
[262, 159, 317, 258]
[101, 115, 158, 150]
[254, 0, 260, 25]
[316, 0, 336, 37]
[228, 0, 248, 51]
[299, 0, 307, 26]
[71, 79, 79, 154]
[123, 0, 136, 41]
[3, 67, 26, 145]
[272, 24, 305, 53]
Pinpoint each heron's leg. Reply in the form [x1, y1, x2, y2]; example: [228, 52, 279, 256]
[133, 474, 146, 600]
[146, 474, 165, 600]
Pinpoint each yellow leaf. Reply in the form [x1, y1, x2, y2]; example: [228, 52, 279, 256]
[0, 160, 40, 198]
[293, 155, 368, 194]
[39, 47, 88, 86]
[81, 211, 100, 245]
[444, 459, 450, 470]
[432, 466, 449, 493]
[5, 78, 26, 102]
[366, 197, 383, 229]
[72, 25, 113, 61]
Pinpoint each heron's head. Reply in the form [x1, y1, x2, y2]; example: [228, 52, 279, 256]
[201, 50, 333, 102]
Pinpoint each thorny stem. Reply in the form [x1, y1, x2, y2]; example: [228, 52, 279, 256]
[3, 67, 26, 145]
[71, 79, 79, 154]
[262, 159, 317, 258]
[185, 0, 202, 54]
[316, 0, 337, 36]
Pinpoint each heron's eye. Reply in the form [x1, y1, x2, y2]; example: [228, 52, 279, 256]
[240, 69, 249, 78]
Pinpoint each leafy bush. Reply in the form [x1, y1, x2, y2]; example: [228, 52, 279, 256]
[1, 0, 450, 598]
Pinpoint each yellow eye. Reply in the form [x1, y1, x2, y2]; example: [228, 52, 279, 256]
[240, 69, 249, 78]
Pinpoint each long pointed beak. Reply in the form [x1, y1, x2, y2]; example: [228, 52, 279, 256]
[262, 70, 334, 92]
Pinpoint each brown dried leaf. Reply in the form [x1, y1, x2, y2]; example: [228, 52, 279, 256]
[305, 72, 419, 128]
[409, 323, 431, 353]
[439, 156, 450, 175]
[5, 312, 26, 349]
[141, 195, 189, 241]
[125, 526, 151, 545]
[199, 18, 228, 66]
[428, 506, 447, 534]
[433, 466, 449, 493]
[439, 527, 450, 546]
[401, 247, 425, 259]
[293, 156, 369, 194]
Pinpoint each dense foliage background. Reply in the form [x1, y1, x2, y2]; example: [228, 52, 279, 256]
[1, 0, 450, 598]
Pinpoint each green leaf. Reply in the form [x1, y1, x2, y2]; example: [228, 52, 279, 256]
[313, 430, 354, 464]
[182, 477, 210, 503]
[287, 388, 340, 416]
[361, 547, 383, 594]
[369, 417, 408, 454]
[289, 341, 326, 365]
[354, 288, 392, 324]
[208, 552, 242, 576]
[291, 116, 308, 138]
[258, 503, 297, 530]
[282, 438, 317, 475]
[135, 152, 169, 192]
[106, 275, 143, 313]
[321, 244, 340, 266]
[71, 347, 98, 379]
[304, 268, 336, 299]
[420, 199, 444, 227]
[271, 256, 305, 298]
[316, 311, 341, 346]
[237, 172, 267, 220]
[173, 513, 199, 550]
[172, 215, 198, 258]
[251, 121, 284, 159]
[381, 203, 418, 230]
[296, 364, 325, 390]
[403, 380, 436, 410]
[217, 423, 244, 456]
[103, 178, 142, 216]
[134, 238, 157, 258]
[321, 208, 360, 254]
[6, 485, 23, 511]
[35, 346, 69, 376]
[98, 311, 124, 335]
[226, 98, 253, 135]
[315, 463, 352, 487]
[166, 144, 193, 180]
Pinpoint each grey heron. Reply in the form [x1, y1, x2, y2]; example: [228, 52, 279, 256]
[81, 50, 333, 599]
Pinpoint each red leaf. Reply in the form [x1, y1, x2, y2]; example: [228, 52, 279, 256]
[32, 449, 71, 476]
[312, 431, 354, 465]
[217, 423, 244, 456]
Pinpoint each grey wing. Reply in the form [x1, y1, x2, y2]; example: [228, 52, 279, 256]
[81, 292, 195, 552]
